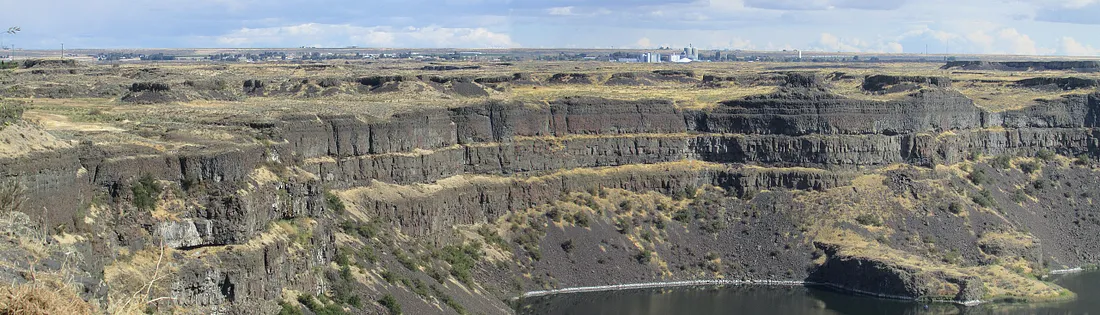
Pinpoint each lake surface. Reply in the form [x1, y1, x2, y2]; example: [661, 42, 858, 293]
[515, 272, 1100, 315]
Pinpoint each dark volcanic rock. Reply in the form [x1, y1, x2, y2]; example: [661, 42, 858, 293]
[548, 73, 593, 84]
[548, 97, 686, 135]
[129, 82, 170, 92]
[605, 73, 654, 86]
[862, 75, 951, 93]
[809, 243, 986, 302]
[452, 81, 490, 97]
[943, 61, 1100, 72]
[421, 65, 481, 71]
[692, 89, 981, 136]
[242, 79, 265, 96]
[1015, 77, 1100, 90]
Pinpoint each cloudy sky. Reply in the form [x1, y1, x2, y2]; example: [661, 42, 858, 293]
[5, 0, 1100, 55]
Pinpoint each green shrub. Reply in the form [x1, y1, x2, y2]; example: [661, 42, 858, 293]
[614, 219, 633, 234]
[1019, 162, 1040, 174]
[277, 301, 303, 315]
[700, 220, 728, 233]
[431, 285, 467, 315]
[440, 243, 482, 285]
[944, 250, 962, 264]
[325, 191, 346, 215]
[560, 240, 574, 253]
[1011, 189, 1028, 203]
[634, 250, 653, 264]
[1035, 149, 1056, 161]
[380, 270, 397, 284]
[992, 155, 1013, 169]
[854, 214, 883, 227]
[395, 251, 419, 271]
[378, 294, 401, 315]
[339, 220, 379, 239]
[131, 174, 161, 211]
[411, 279, 430, 297]
[296, 294, 347, 315]
[573, 212, 590, 227]
[968, 168, 987, 185]
[0, 101, 24, 127]
[1075, 154, 1092, 166]
[477, 226, 509, 249]
[1031, 179, 1050, 190]
[297, 294, 321, 311]
[672, 210, 692, 223]
[972, 190, 996, 208]
[947, 202, 963, 214]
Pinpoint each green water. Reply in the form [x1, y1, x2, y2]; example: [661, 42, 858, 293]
[516, 272, 1100, 315]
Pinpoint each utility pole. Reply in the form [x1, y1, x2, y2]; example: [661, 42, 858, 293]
[61, 43, 64, 59]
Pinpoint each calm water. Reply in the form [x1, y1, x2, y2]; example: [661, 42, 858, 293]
[516, 272, 1100, 315]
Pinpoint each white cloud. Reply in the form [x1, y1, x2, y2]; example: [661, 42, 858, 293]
[1018, 0, 1099, 8]
[547, 6, 575, 16]
[212, 23, 519, 48]
[743, 0, 908, 10]
[813, 33, 903, 53]
[952, 26, 1052, 55]
[996, 28, 1041, 55]
[729, 38, 756, 50]
[1060, 36, 1100, 55]
[635, 37, 654, 48]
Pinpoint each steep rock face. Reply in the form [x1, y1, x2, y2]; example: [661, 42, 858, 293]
[861, 75, 952, 92]
[998, 93, 1100, 129]
[14, 83, 1100, 313]
[943, 61, 1100, 71]
[278, 111, 459, 160]
[0, 147, 90, 227]
[168, 223, 335, 314]
[810, 243, 986, 302]
[691, 89, 982, 136]
[547, 97, 686, 135]
[346, 164, 848, 236]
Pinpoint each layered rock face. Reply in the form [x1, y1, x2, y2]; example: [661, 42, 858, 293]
[944, 61, 1100, 71]
[252, 84, 1100, 192]
[6, 72, 1100, 313]
[811, 243, 986, 302]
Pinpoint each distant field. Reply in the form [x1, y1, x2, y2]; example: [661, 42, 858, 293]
[2, 58, 1098, 152]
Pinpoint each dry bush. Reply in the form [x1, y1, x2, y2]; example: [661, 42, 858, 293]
[0, 179, 26, 215]
[0, 280, 96, 315]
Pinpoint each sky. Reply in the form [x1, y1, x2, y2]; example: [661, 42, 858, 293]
[4, 0, 1100, 55]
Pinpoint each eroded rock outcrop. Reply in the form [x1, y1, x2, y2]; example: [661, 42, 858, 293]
[810, 242, 987, 302]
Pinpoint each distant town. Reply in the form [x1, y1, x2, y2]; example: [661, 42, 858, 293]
[1, 44, 985, 64]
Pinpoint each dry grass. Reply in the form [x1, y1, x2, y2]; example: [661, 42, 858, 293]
[0, 280, 97, 315]
[104, 243, 177, 315]
[0, 122, 72, 159]
[818, 229, 1068, 301]
[511, 83, 776, 110]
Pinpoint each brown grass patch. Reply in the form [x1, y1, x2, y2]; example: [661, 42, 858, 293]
[0, 281, 96, 315]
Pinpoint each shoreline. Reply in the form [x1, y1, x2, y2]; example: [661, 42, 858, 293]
[518, 267, 1096, 307]
[1050, 267, 1084, 275]
[518, 279, 982, 306]
[520, 279, 807, 298]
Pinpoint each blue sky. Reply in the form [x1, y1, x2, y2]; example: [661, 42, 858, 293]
[4, 0, 1100, 55]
